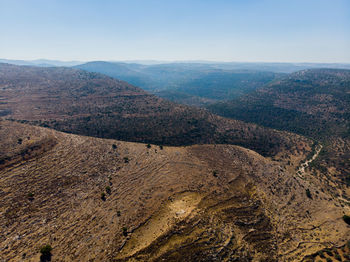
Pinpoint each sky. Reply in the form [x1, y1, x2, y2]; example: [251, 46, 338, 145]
[0, 0, 349, 63]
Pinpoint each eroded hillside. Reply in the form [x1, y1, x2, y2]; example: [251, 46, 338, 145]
[0, 121, 349, 261]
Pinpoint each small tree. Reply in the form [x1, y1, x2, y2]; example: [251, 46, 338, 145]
[122, 227, 128, 236]
[101, 192, 106, 201]
[40, 244, 52, 261]
[123, 157, 129, 163]
[343, 214, 350, 225]
[105, 186, 111, 195]
[146, 144, 151, 149]
[306, 189, 312, 199]
[27, 192, 34, 201]
[112, 144, 117, 149]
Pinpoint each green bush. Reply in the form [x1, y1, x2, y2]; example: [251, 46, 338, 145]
[122, 227, 128, 236]
[318, 251, 325, 258]
[343, 214, 350, 225]
[101, 192, 106, 201]
[123, 157, 129, 163]
[27, 192, 34, 201]
[306, 188, 312, 199]
[335, 253, 342, 261]
[146, 143, 151, 148]
[40, 245, 52, 257]
[105, 186, 111, 195]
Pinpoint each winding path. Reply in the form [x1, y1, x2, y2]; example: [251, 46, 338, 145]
[297, 144, 323, 176]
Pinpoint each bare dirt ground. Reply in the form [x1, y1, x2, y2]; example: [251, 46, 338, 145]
[0, 120, 349, 261]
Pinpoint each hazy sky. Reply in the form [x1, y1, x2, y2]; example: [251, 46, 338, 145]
[0, 0, 349, 62]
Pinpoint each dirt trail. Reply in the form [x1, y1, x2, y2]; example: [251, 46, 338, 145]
[297, 144, 323, 176]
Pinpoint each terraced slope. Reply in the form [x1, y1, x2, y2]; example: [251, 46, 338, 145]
[0, 63, 309, 160]
[0, 121, 348, 261]
[209, 69, 350, 196]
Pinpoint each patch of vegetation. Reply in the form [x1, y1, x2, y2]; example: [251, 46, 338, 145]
[40, 244, 52, 261]
[101, 192, 106, 201]
[306, 188, 312, 199]
[343, 214, 350, 225]
[112, 144, 117, 149]
[335, 253, 342, 261]
[27, 192, 34, 201]
[123, 157, 129, 163]
[122, 227, 128, 236]
[146, 143, 151, 148]
[318, 251, 325, 258]
[117, 211, 121, 217]
[105, 186, 111, 195]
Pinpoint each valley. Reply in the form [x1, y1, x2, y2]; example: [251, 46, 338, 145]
[0, 63, 349, 261]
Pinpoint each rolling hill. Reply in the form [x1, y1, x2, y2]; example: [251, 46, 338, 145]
[208, 69, 350, 189]
[0, 63, 309, 160]
[0, 120, 349, 261]
[74, 61, 284, 106]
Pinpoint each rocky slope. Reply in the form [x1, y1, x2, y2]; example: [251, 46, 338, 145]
[0, 120, 349, 261]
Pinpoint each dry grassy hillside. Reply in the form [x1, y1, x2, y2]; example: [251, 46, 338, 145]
[0, 63, 310, 159]
[0, 120, 349, 261]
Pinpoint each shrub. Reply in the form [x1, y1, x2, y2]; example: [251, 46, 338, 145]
[212, 170, 218, 177]
[122, 227, 128, 236]
[335, 253, 342, 261]
[112, 144, 117, 149]
[318, 251, 325, 258]
[101, 192, 106, 201]
[105, 186, 111, 195]
[326, 258, 332, 262]
[325, 249, 333, 256]
[159, 145, 163, 150]
[306, 189, 312, 199]
[117, 211, 121, 217]
[146, 144, 151, 149]
[123, 157, 129, 163]
[40, 244, 52, 261]
[27, 192, 34, 201]
[343, 215, 350, 225]
[17, 138, 23, 144]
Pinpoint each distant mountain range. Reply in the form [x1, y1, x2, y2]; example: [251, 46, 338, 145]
[0, 59, 83, 67]
[73, 61, 350, 106]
